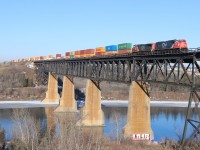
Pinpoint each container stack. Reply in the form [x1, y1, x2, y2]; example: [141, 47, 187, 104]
[80, 50, 86, 58]
[85, 49, 95, 57]
[48, 55, 53, 59]
[75, 50, 80, 58]
[65, 52, 70, 58]
[40, 56, 47, 60]
[105, 45, 118, 55]
[70, 52, 75, 59]
[118, 43, 132, 54]
[56, 54, 61, 59]
[95, 47, 106, 56]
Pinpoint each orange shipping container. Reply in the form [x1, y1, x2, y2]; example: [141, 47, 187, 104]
[80, 50, 85, 54]
[95, 52, 106, 56]
[118, 49, 132, 54]
[96, 47, 106, 52]
[106, 51, 118, 55]
[66, 56, 70, 59]
[85, 54, 95, 57]
[80, 50, 86, 57]
[75, 51, 80, 55]
[40, 56, 47, 60]
[85, 49, 95, 54]
[49, 55, 53, 58]
[75, 55, 80, 58]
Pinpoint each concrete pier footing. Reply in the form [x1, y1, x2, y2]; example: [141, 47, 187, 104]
[43, 73, 60, 103]
[124, 81, 153, 140]
[77, 80, 104, 126]
[55, 76, 77, 112]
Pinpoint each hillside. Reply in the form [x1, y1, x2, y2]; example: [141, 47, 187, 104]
[0, 62, 46, 100]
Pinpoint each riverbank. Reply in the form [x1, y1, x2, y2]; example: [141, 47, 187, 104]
[0, 100, 197, 109]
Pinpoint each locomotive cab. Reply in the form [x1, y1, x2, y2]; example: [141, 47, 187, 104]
[173, 39, 188, 49]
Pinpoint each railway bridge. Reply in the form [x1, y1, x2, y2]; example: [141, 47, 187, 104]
[34, 50, 200, 147]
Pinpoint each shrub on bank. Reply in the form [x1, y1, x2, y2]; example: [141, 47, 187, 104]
[10, 108, 200, 150]
[0, 126, 5, 148]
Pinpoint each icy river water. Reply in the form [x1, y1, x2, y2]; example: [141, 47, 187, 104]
[0, 101, 199, 142]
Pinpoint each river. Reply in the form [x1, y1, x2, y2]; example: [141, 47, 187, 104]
[0, 103, 199, 142]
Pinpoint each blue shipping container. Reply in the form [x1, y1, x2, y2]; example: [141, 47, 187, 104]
[70, 55, 74, 59]
[106, 45, 118, 52]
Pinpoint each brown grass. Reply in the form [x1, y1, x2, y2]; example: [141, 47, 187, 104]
[0, 127, 5, 148]
[9, 109, 167, 150]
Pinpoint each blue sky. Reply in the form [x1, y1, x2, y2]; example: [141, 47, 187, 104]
[0, 0, 200, 61]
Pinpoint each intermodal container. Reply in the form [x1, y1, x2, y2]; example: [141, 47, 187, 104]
[118, 50, 132, 54]
[106, 51, 118, 55]
[40, 56, 47, 60]
[75, 50, 80, 55]
[80, 50, 86, 57]
[70, 52, 75, 55]
[85, 49, 95, 54]
[56, 54, 61, 59]
[80, 50, 85, 55]
[65, 52, 70, 56]
[70, 55, 74, 59]
[48, 55, 53, 59]
[65, 56, 70, 59]
[96, 47, 106, 52]
[95, 52, 106, 56]
[75, 55, 80, 58]
[74, 50, 80, 58]
[85, 49, 95, 57]
[106, 45, 118, 52]
[118, 43, 132, 50]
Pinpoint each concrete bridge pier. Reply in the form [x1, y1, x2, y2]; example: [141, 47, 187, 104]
[55, 76, 77, 112]
[124, 81, 153, 140]
[77, 79, 104, 126]
[43, 72, 60, 103]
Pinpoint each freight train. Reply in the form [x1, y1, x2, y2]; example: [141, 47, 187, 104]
[13, 39, 188, 62]
[63, 39, 188, 60]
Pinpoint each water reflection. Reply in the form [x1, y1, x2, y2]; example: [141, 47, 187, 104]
[44, 107, 56, 135]
[0, 106, 199, 142]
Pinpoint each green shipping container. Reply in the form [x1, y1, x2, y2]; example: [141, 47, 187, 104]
[118, 43, 132, 50]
